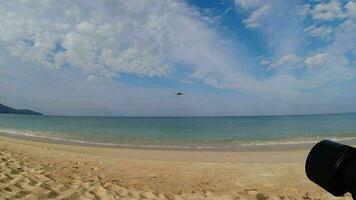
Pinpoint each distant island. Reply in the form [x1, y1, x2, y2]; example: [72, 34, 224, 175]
[0, 103, 42, 115]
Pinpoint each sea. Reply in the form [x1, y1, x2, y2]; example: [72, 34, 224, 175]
[1, 113, 356, 150]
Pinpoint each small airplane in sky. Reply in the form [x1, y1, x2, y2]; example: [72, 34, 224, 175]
[175, 92, 184, 96]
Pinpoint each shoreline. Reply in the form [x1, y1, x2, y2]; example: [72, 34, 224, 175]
[0, 134, 352, 199]
[2, 113, 356, 153]
[0, 135, 309, 163]
[2, 130, 354, 153]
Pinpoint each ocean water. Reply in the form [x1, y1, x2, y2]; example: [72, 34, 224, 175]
[0, 113, 356, 149]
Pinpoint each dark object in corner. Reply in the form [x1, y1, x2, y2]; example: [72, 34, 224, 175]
[0, 103, 42, 115]
[306, 140, 356, 199]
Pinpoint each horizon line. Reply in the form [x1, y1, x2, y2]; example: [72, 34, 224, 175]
[36, 111, 356, 118]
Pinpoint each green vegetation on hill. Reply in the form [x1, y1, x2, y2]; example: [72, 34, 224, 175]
[0, 103, 42, 115]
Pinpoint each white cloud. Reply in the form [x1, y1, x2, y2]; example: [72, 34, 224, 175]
[1, 0, 355, 116]
[345, 1, 356, 19]
[269, 54, 301, 69]
[2, 0, 284, 98]
[303, 53, 352, 84]
[304, 53, 329, 68]
[0, 0, 252, 84]
[234, 0, 260, 9]
[311, 1, 344, 20]
[235, 0, 355, 95]
[243, 5, 270, 28]
[325, 18, 356, 56]
[0, 1, 178, 77]
[237, 0, 308, 57]
[65, 5, 81, 17]
[259, 57, 271, 65]
[179, 79, 192, 84]
[304, 25, 333, 39]
[297, 4, 311, 16]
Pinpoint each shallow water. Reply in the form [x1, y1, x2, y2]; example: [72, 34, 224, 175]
[0, 113, 356, 149]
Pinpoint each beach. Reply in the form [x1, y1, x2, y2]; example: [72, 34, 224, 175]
[1, 0, 356, 198]
[0, 135, 352, 200]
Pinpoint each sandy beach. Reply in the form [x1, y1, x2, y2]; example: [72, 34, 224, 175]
[0, 135, 352, 200]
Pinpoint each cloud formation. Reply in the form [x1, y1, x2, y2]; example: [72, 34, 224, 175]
[1, 0, 356, 116]
[304, 53, 329, 68]
[243, 5, 270, 28]
[269, 54, 301, 69]
[304, 25, 333, 39]
[234, 0, 356, 93]
[310, 1, 344, 20]
[0, 0, 245, 83]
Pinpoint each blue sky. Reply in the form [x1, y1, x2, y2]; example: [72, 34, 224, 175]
[0, 0, 355, 116]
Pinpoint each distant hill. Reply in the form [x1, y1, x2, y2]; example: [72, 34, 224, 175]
[0, 103, 42, 115]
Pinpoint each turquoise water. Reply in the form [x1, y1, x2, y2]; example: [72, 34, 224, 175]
[0, 113, 356, 149]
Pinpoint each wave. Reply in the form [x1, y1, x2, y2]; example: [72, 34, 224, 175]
[0, 128, 232, 149]
[0, 128, 118, 146]
[239, 137, 356, 146]
[0, 127, 356, 150]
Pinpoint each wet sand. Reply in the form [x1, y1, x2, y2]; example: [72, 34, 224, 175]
[0, 135, 352, 199]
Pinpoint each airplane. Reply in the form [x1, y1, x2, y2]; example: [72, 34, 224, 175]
[175, 92, 184, 96]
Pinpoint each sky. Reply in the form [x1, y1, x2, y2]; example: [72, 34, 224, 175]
[0, 0, 355, 116]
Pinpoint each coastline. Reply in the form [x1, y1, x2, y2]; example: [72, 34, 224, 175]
[2, 130, 355, 153]
[0, 134, 309, 163]
[2, 113, 356, 152]
[0, 134, 353, 199]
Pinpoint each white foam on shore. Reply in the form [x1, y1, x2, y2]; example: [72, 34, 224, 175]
[0, 128, 232, 149]
[0, 127, 355, 150]
[239, 137, 356, 146]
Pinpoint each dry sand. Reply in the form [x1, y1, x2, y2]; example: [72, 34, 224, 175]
[0, 135, 352, 200]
